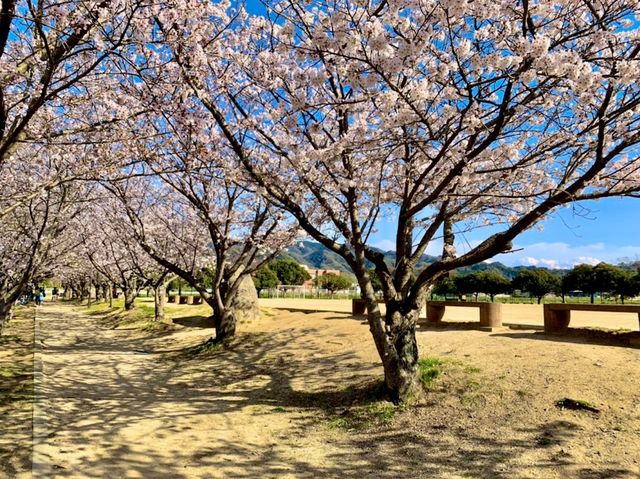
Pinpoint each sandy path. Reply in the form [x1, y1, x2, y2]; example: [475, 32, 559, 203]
[29, 301, 640, 479]
[30, 303, 362, 479]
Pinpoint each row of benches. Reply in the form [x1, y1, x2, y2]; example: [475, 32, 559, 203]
[351, 299, 640, 333]
[168, 295, 203, 305]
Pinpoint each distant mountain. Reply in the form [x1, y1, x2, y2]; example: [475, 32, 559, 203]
[282, 240, 562, 278]
[281, 241, 353, 272]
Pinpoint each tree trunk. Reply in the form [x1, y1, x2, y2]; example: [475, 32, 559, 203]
[154, 282, 167, 322]
[214, 309, 237, 341]
[108, 283, 113, 308]
[124, 279, 137, 311]
[377, 304, 421, 403]
[204, 273, 258, 341]
[590, 293, 595, 304]
[357, 268, 423, 404]
[538, 296, 543, 304]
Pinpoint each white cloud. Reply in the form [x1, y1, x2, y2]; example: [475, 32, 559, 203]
[574, 256, 602, 266]
[494, 242, 640, 268]
[539, 258, 561, 269]
[371, 238, 640, 269]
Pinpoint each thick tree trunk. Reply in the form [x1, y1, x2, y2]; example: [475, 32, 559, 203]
[538, 296, 543, 304]
[357, 269, 422, 403]
[124, 279, 137, 311]
[378, 306, 421, 403]
[154, 282, 167, 322]
[590, 293, 595, 304]
[80, 282, 90, 301]
[205, 274, 258, 341]
[214, 309, 237, 341]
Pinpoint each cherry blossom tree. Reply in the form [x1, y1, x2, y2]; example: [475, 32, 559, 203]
[0, 181, 87, 331]
[0, 0, 152, 220]
[153, 0, 640, 401]
[104, 141, 298, 340]
[0, 0, 153, 330]
[79, 203, 150, 311]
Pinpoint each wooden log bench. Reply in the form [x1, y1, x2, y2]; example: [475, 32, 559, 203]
[351, 298, 384, 314]
[425, 301, 503, 331]
[543, 303, 640, 333]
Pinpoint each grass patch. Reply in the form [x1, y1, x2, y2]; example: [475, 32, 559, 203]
[319, 379, 399, 431]
[328, 401, 399, 431]
[178, 338, 229, 358]
[0, 366, 27, 380]
[418, 356, 483, 391]
[418, 356, 445, 388]
[86, 298, 173, 334]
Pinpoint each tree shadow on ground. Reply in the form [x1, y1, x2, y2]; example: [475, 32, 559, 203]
[172, 315, 214, 328]
[30, 304, 639, 479]
[0, 307, 35, 478]
[490, 329, 640, 349]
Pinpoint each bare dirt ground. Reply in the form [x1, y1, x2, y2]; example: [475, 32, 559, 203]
[259, 298, 640, 331]
[0, 307, 34, 479]
[4, 300, 640, 478]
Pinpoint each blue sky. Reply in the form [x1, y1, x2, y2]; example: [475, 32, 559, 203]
[370, 197, 640, 268]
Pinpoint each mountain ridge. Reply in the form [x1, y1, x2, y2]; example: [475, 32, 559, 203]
[281, 240, 567, 279]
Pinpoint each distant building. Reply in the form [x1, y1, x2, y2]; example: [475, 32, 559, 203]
[300, 265, 341, 288]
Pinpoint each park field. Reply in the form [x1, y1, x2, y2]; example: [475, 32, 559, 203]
[259, 298, 640, 331]
[1, 297, 639, 478]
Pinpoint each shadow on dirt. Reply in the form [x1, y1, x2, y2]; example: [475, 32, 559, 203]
[30, 304, 639, 479]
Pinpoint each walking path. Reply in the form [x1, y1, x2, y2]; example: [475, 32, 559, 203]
[25, 301, 640, 479]
[28, 303, 361, 479]
[32, 304, 184, 478]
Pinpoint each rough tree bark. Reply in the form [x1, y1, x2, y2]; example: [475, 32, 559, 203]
[124, 278, 138, 311]
[358, 275, 424, 403]
[154, 279, 170, 322]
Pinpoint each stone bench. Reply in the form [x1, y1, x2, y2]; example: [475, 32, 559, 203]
[170, 295, 202, 305]
[351, 298, 384, 314]
[543, 303, 640, 333]
[425, 301, 502, 331]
